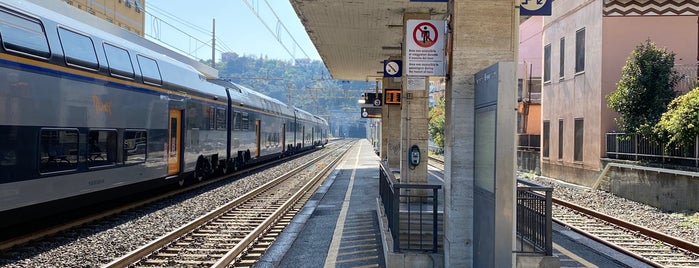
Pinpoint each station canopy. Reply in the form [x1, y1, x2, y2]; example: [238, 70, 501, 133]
[290, 0, 448, 81]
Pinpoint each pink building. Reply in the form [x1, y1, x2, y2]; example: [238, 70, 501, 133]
[540, 0, 698, 185]
[519, 16, 543, 136]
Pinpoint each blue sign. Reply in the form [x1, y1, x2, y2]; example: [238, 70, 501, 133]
[383, 60, 402, 78]
[520, 0, 552, 16]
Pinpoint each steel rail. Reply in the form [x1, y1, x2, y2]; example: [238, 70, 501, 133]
[103, 141, 353, 267]
[212, 141, 352, 267]
[554, 198, 699, 267]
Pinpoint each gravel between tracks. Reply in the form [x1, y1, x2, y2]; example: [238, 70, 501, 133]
[0, 149, 330, 267]
[527, 174, 699, 246]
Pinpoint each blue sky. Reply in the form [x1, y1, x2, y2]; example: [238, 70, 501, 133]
[144, 0, 321, 62]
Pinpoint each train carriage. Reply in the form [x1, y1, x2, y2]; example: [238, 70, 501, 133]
[0, 0, 328, 229]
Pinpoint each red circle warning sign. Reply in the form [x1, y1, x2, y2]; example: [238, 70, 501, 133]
[412, 22, 438, 48]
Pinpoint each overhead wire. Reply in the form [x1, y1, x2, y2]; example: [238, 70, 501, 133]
[143, 2, 237, 60]
[143, 1, 306, 61]
[241, 0, 312, 60]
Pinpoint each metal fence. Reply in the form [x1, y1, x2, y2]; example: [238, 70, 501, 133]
[379, 162, 442, 253]
[518, 134, 540, 151]
[606, 133, 699, 167]
[515, 179, 553, 256]
[517, 134, 541, 172]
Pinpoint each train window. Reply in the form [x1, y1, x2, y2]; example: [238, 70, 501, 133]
[0, 126, 18, 180]
[207, 106, 215, 130]
[137, 55, 162, 85]
[58, 27, 98, 70]
[0, 8, 50, 58]
[39, 129, 78, 173]
[103, 43, 134, 79]
[234, 111, 242, 130]
[124, 130, 147, 164]
[215, 108, 226, 130]
[242, 113, 249, 130]
[87, 130, 117, 168]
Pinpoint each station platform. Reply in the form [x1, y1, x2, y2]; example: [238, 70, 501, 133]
[255, 139, 650, 268]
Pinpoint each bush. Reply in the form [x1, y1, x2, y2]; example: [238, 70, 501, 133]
[655, 87, 699, 150]
[607, 39, 681, 138]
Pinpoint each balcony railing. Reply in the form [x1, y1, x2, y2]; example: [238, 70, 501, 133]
[518, 134, 540, 151]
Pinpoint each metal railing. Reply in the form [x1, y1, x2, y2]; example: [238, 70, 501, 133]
[518, 134, 540, 151]
[515, 179, 553, 256]
[379, 162, 442, 253]
[606, 133, 699, 167]
[517, 134, 541, 172]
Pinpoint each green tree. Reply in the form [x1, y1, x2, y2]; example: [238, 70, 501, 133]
[606, 39, 681, 137]
[429, 97, 445, 152]
[655, 87, 699, 150]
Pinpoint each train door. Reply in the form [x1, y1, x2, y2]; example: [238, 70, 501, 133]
[255, 119, 261, 158]
[167, 109, 182, 175]
[281, 123, 286, 153]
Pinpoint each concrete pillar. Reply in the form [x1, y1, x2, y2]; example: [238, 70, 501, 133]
[400, 13, 431, 185]
[444, 1, 517, 267]
[382, 74, 403, 170]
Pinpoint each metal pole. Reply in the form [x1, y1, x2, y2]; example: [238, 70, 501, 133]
[433, 188, 438, 253]
[545, 189, 553, 256]
[211, 19, 216, 68]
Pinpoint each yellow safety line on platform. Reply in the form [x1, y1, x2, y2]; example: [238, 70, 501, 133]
[324, 142, 362, 268]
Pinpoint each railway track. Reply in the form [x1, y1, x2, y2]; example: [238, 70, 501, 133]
[103, 141, 354, 267]
[554, 198, 699, 267]
[0, 142, 344, 251]
[428, 156, 444, 170]
[430, 156, 699, 266]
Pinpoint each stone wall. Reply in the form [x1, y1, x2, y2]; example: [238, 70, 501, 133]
[598, 161, 699, 212]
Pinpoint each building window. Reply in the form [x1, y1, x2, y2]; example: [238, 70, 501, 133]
[543, 44, 551, 82]
[134, 0, 143, 12]
[574, 118, 584, 161]
[575, 28, 585, 73]
[559, 37, 565, 79]
[542, 121, 550, 158]
[558, 120, 563, 159]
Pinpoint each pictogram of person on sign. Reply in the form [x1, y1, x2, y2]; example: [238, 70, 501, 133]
[421, 26, 431, 44]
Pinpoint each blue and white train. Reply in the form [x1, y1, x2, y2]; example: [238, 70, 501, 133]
[0, 0, 328, 228]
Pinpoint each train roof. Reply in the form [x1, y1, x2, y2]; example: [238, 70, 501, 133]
[21, 0, 218, 79]
[5, 0, 319, 121]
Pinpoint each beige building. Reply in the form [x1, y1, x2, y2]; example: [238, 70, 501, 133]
[61, 0, 145, 36]
[541, 0, 699, 185]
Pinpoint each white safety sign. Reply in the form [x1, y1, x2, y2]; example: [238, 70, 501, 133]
[405, 19, 446, 76]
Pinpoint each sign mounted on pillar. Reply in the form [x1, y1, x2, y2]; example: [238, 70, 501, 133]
[405, 19, 446, 76]
[361, 107, 381, 118]
[520, 0, 552, 16]
[384, 89, 401, 104]
[383, 60, 402, 77]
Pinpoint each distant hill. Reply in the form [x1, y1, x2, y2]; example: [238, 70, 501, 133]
[209, 53, 373, 137]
